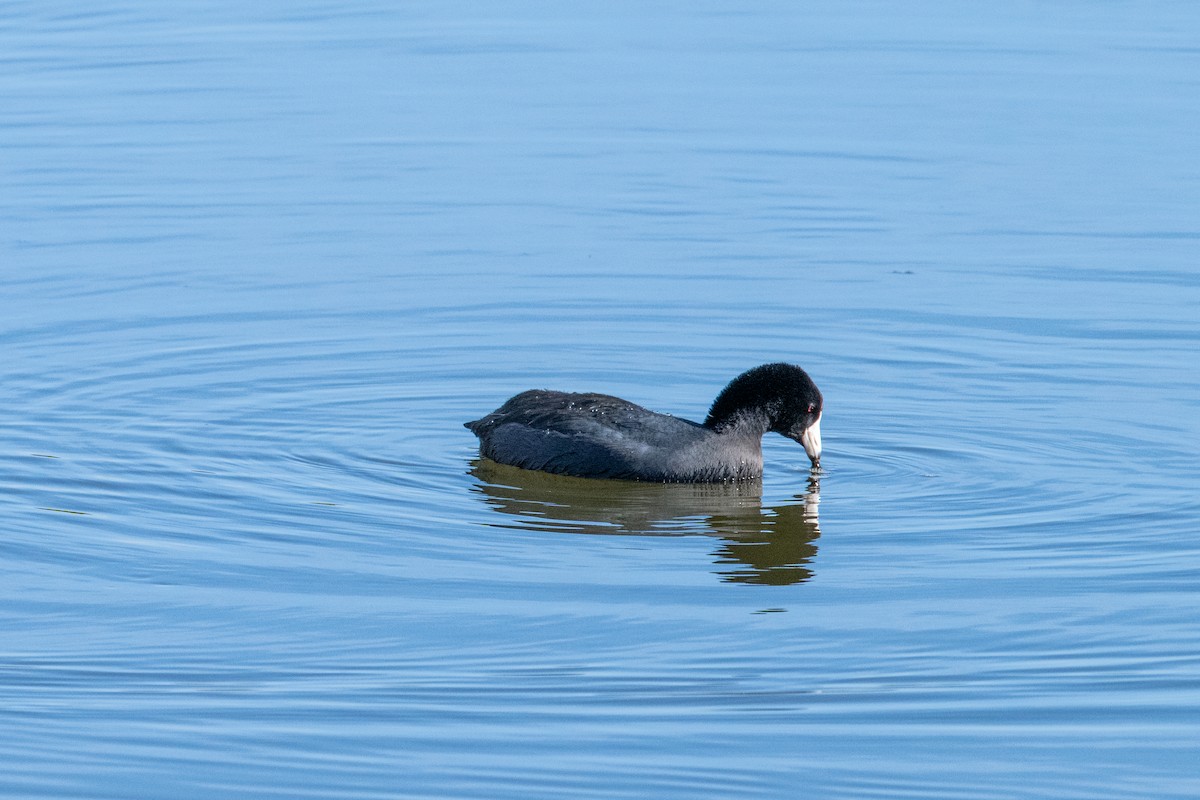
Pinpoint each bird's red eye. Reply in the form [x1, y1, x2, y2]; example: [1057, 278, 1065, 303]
[806, 403, 816, 414]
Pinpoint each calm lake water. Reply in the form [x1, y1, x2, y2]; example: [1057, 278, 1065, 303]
[4, 2, 1200, 798]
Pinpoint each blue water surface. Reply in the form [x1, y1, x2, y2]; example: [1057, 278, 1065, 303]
[3, 2, 1200, 798]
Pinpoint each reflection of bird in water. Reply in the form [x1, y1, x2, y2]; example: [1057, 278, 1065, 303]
[709, 498, 820, 585]
[468, 461, 821, 586]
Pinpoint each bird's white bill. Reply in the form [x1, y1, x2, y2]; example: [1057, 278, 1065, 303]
[800, 413, 822, 465]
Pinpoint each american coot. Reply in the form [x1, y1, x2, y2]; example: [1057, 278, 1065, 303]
[464, 363, 822, 482]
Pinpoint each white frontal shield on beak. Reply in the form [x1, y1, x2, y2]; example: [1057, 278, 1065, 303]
[799, 413, 822, 466]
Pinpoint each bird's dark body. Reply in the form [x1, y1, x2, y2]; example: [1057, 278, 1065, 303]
[465, 364, 823, 482]
[465, 391, 742, 481]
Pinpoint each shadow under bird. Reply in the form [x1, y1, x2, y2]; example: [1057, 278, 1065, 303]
[464, 363, 822, 482]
